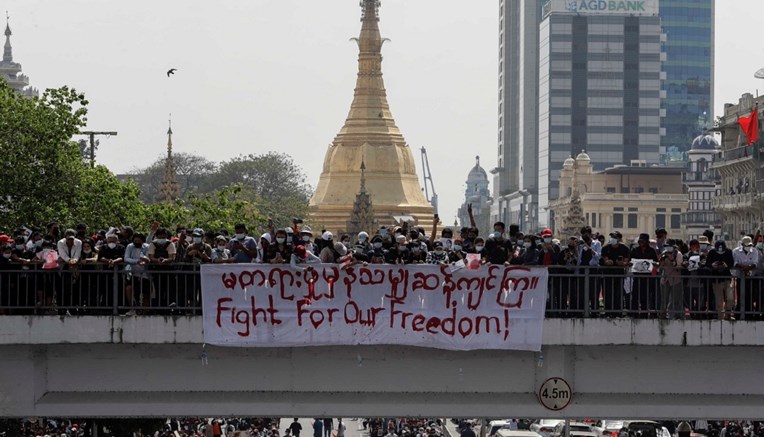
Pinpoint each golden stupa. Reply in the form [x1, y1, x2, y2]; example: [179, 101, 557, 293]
[308, 0, 434, 233]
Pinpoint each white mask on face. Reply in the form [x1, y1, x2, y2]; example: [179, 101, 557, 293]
[2, 253, 10, 259]
[276, 237, 286, 244]
[154, 238, 167, 245]
[379, 229, 388, 238]
[757, 243, 763, 250]
[543, 237, 552, 244]
[217, 245, 226, 251]
[235, 233, 245, 240]
[475, 245, 484, 252]
[193, 237, 202, 244]
[608, 238, 618, 245]
[107, 242, 117, 249]
[453, 244, 462, 251]
[523, 242, 532, 248]
[373, 242, 383, 249]
[700, 244, 708, 250]
[302, 235, 311, 242]
[83, 249, 92, 255]
[358, 235, 367, 242]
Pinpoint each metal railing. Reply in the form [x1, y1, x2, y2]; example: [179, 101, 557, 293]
[0, 264, 761, 320]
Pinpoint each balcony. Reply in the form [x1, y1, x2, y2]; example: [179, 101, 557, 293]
[712, 192, 764, 211]
[681, 211, 721, 226]
[712, 144, 763, 167]
[682, 171, 717, 183]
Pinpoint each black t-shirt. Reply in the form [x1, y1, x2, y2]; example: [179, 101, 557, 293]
[630, 245, 658, 274]
[289, 423, 302, 436]
[601, 243, 630, 270]
[485, 239, 511, 264]
[97, 244, 125, 261]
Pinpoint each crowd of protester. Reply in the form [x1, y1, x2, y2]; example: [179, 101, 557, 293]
[0, 214, 762, 319]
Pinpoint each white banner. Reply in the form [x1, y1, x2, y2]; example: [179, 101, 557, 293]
[201, 263, 548, 351]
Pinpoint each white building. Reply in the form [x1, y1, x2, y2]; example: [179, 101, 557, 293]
[682, 134, 721, 240]
[0, 18, 38, 98]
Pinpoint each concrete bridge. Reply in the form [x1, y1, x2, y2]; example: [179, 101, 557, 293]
[0, 316, 761, 419]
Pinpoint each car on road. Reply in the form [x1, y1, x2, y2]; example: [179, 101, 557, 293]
[496, 430, 543, 437]
[549, 422, 597, 437]
[592, 421, 670, 437]
[530, 420, 564, 437]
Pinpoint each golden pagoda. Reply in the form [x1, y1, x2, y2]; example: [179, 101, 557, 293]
[308, 0, 434, 233]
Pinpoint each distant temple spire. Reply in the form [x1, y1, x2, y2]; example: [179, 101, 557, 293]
[0, 13, 38, 98]
[158, 118, 180, 203]
[347, 160, 378, 235]
[4, 12, 13, 63]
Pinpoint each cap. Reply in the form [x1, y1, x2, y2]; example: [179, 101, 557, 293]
[698, 235, 709, 244]
[433, 241, 444, 249]
[285, 227, 294, 234]
[395, 235, 407, 243]
[300, 225, 313, 235]
[322, 231, 333, 241]
[638, 233, 650, 242]
[655, 228, 667, 236]
[742, 236, 753, 246]
[191, 229, 203, 237]
[540, 227, 553, 237]
[334, 242, 347, 256]
[609, 231, 623, 239]
[294, 245, 306, 258]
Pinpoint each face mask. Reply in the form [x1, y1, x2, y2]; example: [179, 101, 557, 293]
[343, 242, 351, 249]
[700, 244, 708, 250]
[608, 238, 617, 245]
[398, 245, 408, 251]
[276, 237, 286, 244]
[434, 250, 444, 256]
[373, 242, 383, 249]
[717, 247, 725, 254]
[35, 240, 43, 247]
[302, 235, 311, 242]
[107, 242, 117, 249]
[2, 253, 10, 259]
[453, 245, 462, 251]
[15, 244, 25, 251]
[83, 249, 92, 255]
[379, 230, 388, 238]
[475, 245, 484, 252]
[494, 232, 503, 239]
[413, 248, 421, 254]
[543, 237, 552, 244]
[155, 238, 167, 245]
[217, 245, 226, 251]
[523, 242, 532, 248]
[235, 233, 245, 240]
[193, 237, 202, 244]
[757, 243, 763, 250]
[358, 235, 367, 242]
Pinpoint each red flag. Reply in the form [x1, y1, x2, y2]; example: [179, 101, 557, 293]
[738, 107, 759, 145]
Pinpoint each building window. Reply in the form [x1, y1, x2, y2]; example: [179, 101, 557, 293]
[606, 187, 616, 193]
[613, 214, 624, 228]
[634, 187, 644, 193]
[649, 188, 658, 193]
[628, 214, 638, 228]
[655, 214, 665, 229]
[671, 214, 681, 229]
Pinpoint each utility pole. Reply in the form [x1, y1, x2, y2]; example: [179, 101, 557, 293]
[78, 131, 118, 167]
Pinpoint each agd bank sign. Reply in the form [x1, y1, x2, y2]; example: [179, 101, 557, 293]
[552, 0, 658, 15]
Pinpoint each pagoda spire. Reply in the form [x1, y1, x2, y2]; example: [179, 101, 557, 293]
[158, 117, 180, 203]
[347, 159, 378, 235]
[4, 12, 13, 63]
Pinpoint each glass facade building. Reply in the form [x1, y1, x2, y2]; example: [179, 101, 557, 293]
[660, 0, 714, 154]
[537, 3, 664, 224]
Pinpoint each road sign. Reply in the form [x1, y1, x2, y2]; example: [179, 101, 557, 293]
[538, 377, 572, 411]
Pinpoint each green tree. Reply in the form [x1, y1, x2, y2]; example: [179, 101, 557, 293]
[211, 152, 311, 226]
[0, 81, 88, 229]
[127, 152, 218, 203]
[0, 81, 147, 231]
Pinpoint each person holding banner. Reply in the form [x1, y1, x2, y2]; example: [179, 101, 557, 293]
[629, 233, 659, 317]
[290, 245, 321, 271]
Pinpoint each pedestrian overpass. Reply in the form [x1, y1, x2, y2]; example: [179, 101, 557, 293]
[0, 316, 761, 419]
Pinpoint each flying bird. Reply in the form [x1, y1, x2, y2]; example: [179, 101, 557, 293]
[167, 68, 178, 77]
